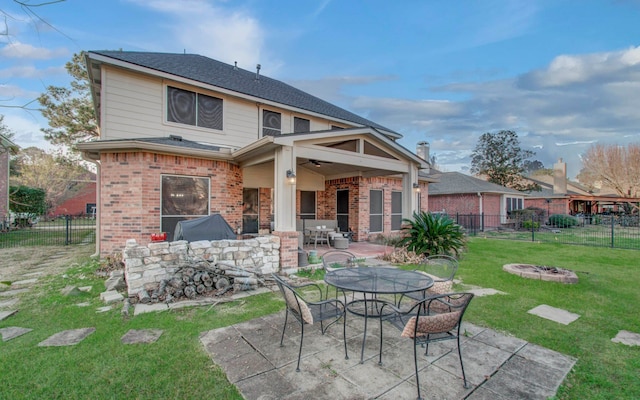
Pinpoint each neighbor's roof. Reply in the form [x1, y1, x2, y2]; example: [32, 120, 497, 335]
[427, 171, 524, 196]
[87, 50, 400, 138]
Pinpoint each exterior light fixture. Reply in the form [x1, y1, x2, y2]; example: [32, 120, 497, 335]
[286, 169, 296, 184]
[413, 183, 421, 192]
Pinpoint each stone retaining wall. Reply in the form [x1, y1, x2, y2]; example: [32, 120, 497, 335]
[123, 236, 280, 296]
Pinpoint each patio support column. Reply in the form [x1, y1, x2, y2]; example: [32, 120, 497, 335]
[273, 145, 298, 272]
[403, 165, 419, 218]
[273, 145, 296, 231]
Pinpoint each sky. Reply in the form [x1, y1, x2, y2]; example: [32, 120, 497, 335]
[2, 0, 640, 179]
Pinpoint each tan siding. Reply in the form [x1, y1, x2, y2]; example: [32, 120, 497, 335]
[100, 66, 358, 148]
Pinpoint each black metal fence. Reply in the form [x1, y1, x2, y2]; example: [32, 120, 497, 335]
[0, 215, 96, 248]
[453, 213, 640, 250]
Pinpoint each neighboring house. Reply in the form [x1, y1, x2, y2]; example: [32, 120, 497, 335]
[77, 51, 431, 268]
[51, 179, 97, 216]
[1, 134, 17, 223]
[426, 169, 526, 229]
[523, 159, 640, 217]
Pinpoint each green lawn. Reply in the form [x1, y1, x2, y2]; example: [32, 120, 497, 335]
[1, 239, 639, 399]
[454, 239, 640, 400]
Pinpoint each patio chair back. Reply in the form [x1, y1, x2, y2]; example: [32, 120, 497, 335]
[380, 292, 474, 400]
[322, 250, 358, 272]
[271, 274, 348, 371]
[416, 254, 459, 295]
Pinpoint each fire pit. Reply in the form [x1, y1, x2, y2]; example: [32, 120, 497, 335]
[503, 263, 578, 284]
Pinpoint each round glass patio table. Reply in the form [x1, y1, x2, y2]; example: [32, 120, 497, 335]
[324, 266, 433, 363]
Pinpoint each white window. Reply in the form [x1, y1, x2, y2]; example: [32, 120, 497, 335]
[167, 86, 223, 130]
[506, 197, 523, 214]
[294, 117, 310, 133]
[263, 110, 281, 136]
[299, 191, 316, 219]
[369, 190, 383, 233]
[391, 191, 402, 230]
[161, 175, 210, 239]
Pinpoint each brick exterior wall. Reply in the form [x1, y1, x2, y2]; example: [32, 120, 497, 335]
[99, 151, 242, 256]
[53, 182, 97, 216]
[525, 198, 570, 216]
[272, 230, 297, 270]
[0, 151, 8, 218]
[429, 193, 482, 215]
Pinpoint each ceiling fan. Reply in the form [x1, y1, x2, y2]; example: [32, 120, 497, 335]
[299, 159, 333, 168]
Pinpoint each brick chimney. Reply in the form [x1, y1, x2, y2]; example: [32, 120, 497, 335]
[553, 158, 567, 195]
[416, 141, 431, 173]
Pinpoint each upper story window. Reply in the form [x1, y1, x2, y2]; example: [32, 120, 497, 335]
[167, 86, 223, 130]
[294, 117, 310, 133]
[263, 110, 281, 136]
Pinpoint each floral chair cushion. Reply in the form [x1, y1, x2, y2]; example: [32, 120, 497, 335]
[401, 311, 461, 338]
[282, 286, 314, 325]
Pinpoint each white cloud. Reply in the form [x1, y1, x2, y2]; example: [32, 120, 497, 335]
[0, 65, 66, 79]
[518, 45, 640, 89]
[0, 42, 68, 60]
[128, 0, 268, 69]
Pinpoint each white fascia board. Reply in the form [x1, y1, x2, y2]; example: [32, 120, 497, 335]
[273, 127, 427, 168]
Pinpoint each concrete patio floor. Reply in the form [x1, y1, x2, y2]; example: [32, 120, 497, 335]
[200, 307, 576, 400]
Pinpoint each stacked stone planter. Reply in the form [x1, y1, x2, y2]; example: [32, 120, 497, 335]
[123, 236, 280, 297]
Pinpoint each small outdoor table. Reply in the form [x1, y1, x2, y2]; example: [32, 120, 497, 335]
[324, 266, 433, 363]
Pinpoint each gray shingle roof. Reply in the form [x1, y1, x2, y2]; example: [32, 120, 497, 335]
[90, 51, 399, 136]
[428, 171, 523, 195]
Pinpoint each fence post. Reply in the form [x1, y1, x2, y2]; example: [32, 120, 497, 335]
[531, 214, 535, 242]
[65, 215, 71, 245]
[611, 215, 615, 248]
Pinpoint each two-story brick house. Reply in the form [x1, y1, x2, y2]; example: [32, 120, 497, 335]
[77, 51, 430, 268]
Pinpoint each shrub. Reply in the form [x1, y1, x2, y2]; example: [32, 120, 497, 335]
[398, 211, 466, 257]
[548, 214, 578, 228]
[521, 220, 540, 230]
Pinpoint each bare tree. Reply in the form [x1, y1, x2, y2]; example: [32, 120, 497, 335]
[578, 143, 640, 212]
[10, 146, 89, 212]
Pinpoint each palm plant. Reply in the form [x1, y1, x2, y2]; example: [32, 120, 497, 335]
[398, 211, 466, 257]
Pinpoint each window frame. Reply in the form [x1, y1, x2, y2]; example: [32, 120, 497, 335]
[262, 110, 282, 136]
[160, 174, 211, 238]
[299, 191, 316, 220]
[369, 189, 383, 233]
[391, 191, 403, 231]
[293, 116, 310, 133]
[166, 85, 224, 131]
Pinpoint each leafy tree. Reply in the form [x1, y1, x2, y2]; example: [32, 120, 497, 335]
[9, 185, 46, 226]
[470, 130, 541, 191]
[38, 52, 99, 147]
[577, 143, 640, 213]
[522, 159, 546, 175]
[398, 211, 466, 257]
[11, 147, 90, 212]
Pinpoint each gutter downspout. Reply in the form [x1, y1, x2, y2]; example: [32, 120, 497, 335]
[82, 152, 101, 258]
[477, 192, 483, 215]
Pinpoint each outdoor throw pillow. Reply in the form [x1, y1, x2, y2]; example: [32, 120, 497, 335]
[282, 286, 314, 325]
[401, 311, 461, 338]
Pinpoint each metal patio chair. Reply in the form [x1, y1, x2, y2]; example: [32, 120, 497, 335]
[380, 292, 475, 400]
[271, 274, 348, 371]
[400, 254, 458, 306]
[322, 250, 358, 299]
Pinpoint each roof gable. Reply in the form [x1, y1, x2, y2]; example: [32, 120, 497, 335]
[88, 51, 399, 137]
